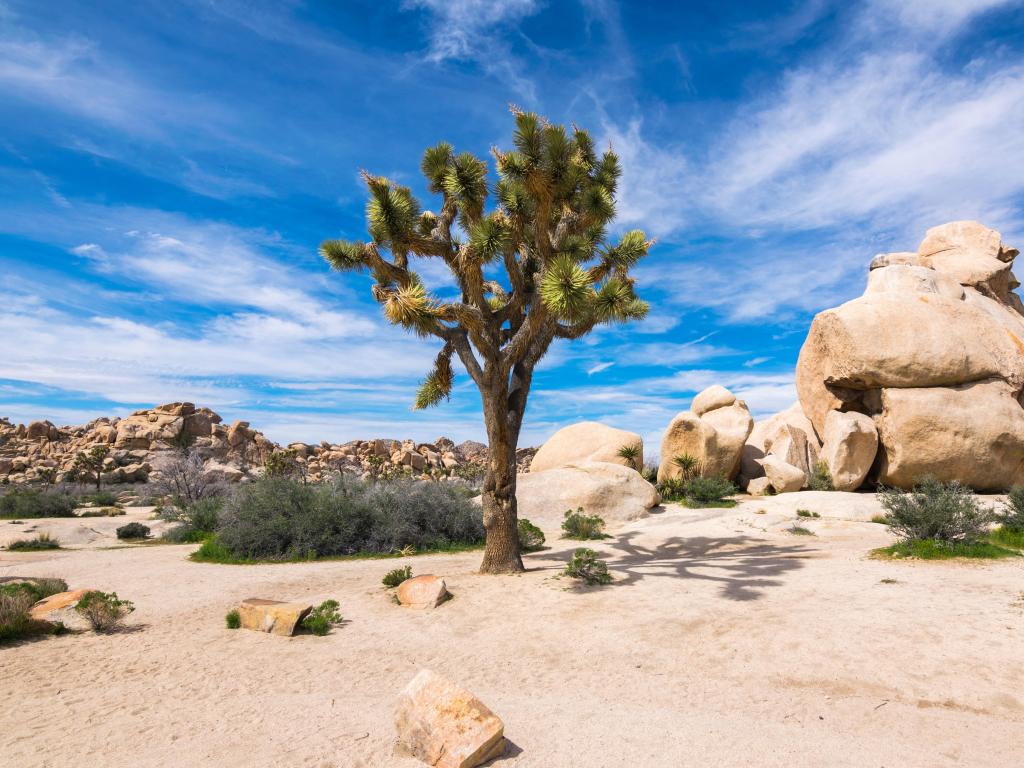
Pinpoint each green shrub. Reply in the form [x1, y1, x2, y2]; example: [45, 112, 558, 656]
[879, 478, 994, 544]
[225, 609, 241, 629]
[683, 476, 736, 504]
[561, 508, 607, 540]
[517, 519, 545, 552]
[787, 524, 815, 536]
[563, 548, 612, 585]
[79, 490, 119, 507]
[213, 476, 484, 561]
[796, 509, 820, 518]
[75, 591, 134, 632]
[656, 477, 687, 502]
[808, 461, 834, 491]
[302, 599, 343, 636]
[382, 565, 413, 588]
[7, 533, 60, 551]
[194, 537, 235, 562]
[78, 507, 125, 518]
[874, 540, 1018, 560]
[160, 497, 222, 542]
[672, 453, 701, 480]
[989, 526, 1024, 550]
[116, 522, 150, 540]
[0, 579, 68, 640]
[640, 464, 658, 484]
[162, 524, 210, 544]
[616, 443, 641, 470]
[1000, 486, 1024, 532]
[0, 489, 77, 519]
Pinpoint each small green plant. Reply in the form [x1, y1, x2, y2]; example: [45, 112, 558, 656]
[0, 489, 77, 519]
[517, 519, 545, 552]
[990, 526, 1024, 550]
[116, 522, 151, 540]
[683, 476, 736, 505]
[0, 579, 69, 642]
[563, 548, 612, 585]
[656, 476, 687, 502]
[302, 599, 343, 636]
[561, 508, 607, 540]
[787, 524, 815, 536]
[870, 515, 887, 524]
[7, 532, 60, 551]
[808, 461, 834, 491]
[80, 490, 119, 507]
[382, 565, 413, 588]
[999, 486, 1024, 532]
[874, 540, 1018, 560]
[616, 443, 642, 470]
[879, 578, 899, 584]
[78, 507, 125, 518]
[671, 453, 701, 480]
[879, 478, 994, 544]
[225, 609, 241, 629]
[75, 591, 135, 632]
[796, 509, 820, 518]
[640, 464, 658, 484]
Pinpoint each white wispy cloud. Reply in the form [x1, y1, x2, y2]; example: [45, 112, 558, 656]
[586, 361, 614, 376]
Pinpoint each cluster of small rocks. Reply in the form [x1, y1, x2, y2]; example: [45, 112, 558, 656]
[0, 402, 536, 487]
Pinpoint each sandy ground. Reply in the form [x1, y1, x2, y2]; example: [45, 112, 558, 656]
[2, 492, 1023, 768]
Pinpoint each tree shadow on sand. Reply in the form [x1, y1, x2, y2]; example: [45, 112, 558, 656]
[554, 530, 814, 602]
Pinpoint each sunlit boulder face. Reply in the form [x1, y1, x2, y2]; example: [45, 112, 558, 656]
[529, 422, 643, 473]
[794, 221, 1024, 490]
[658, 385, 753, 482]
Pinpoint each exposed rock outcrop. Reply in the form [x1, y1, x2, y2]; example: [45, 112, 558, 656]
[793, 220, 1024, 490]
[516, 462, 659, 527]
[658, 386, 753, 482]
[530, 422, 643, 473]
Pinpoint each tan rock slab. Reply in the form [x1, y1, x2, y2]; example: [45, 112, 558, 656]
[395, 669, 505, 768]
[397, 575, 449, 610]
[238, 598, 312, 636]
[30, 588, 94, 631]
[530, 421, 643, 472]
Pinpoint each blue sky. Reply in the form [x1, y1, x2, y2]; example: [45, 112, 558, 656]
[2, 0, 1024, 449]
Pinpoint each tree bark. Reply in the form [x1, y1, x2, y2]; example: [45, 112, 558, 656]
[477, 383, 526, 574]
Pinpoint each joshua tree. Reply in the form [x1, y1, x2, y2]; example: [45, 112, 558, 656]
[73, 445, 110, 490]
[320, 110, 652, 573]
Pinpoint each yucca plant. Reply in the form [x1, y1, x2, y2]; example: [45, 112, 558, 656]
[321, 109, 652, 573]
[672, 453, 701, 480]
[616, 443, 642, 470]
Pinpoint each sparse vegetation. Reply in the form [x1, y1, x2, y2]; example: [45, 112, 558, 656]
[382, 565, 413, 588]
[161, 496, 223, 543]
[640, 463, 658, 484]
[990, 526, 1024, 551]
[7, 533, 60, 551]
[78, 507, 125, 518]
[682, 476, 737, 506]
[0, 577, 70, 642]
[72, 445, 110, 490]
[796, 509, 820, 518]
[870, 515, 887, 524]
[878, 478, 995, 545]
[671, 453, 701, 480]
[302, 599, 343, 636]
[74, 590, 134, 632]
[616, 443, 642, 471]
[787, 524, 815, 536]
[808, 461, 834, 491]
[225, 609, 241, 629]
[79, 490, 119, 507]
[517, 518, 545, 552]
[999, 486, 1024, 532]
[874, 540, 1018, 560]
[116, 522, 151, 540]
[0, 489, 77, 519]
[563, 548, 612, 585]
[561, 508, 607, 540]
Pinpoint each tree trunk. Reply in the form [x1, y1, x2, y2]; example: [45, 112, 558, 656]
[477, 387, 525, 574]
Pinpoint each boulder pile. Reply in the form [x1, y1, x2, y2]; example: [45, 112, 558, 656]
[658, 385, 753, 482]
[747, 220, 1024, 492]
[0, 403, 535, 488]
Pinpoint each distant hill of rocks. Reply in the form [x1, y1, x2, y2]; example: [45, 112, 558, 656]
[0, 402, 535, 487]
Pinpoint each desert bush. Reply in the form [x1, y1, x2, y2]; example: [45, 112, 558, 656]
[656, 476, 687, 502]
[808, 461, 835, 491]
[302, 599, 343, 636]
[796, 509, 820, 518]
[151, 448, 223, 505]
[0, 577, 70, 640]
[563, 548, 612, 585]
[561, 508, 607, 540]
[0, 577, 68, 603]
[116, 522, 150, 540]
[78, 507, 125, 518]
[0, 489, 77, 519]
[75, 591, 134, 632]
[640, 464, 658, 484]
[382, 565, 412, 588]
[517, 519, 545, 552]
[683, 476, 736, 504]
[211, 476, 484, 562]
[787, 524, 815, 536]
[875, 540, 1017, 560]
[879, 478, 995, 545]
[1000, 486, 1024, 532]
[7, 533, 60, 551]
[161, 497, 222, 543]
[225, 609, 240, 629]
[79, 490, 119, 507]
[672, 453, 701, 480]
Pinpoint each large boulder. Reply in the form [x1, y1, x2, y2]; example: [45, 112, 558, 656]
[796, 221, 1024, 489]
[658, 385, 753, 482]
[820, 410, 878, 491]
[395, 669, 505, 768]
[237, 598, 312, 637]
[757, 455, 805, 494]
[530, 422, 643, 473]
[397, 575, 450, 610]
[516, 462, 659, 527]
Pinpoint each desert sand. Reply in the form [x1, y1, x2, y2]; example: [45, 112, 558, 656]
[2, 493, 1023, 767]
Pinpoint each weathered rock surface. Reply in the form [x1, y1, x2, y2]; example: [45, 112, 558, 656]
[395, 669, 505, 768]
[757, 455, 805, 494]
[29, 588, 93, 631]
[237, 598, 312, 637]
[658, 386, 753, 482]
[820, 410, 878, 492]
[517, 462, 659, 527]
[795, 221, 1024, 490]
[530, 422, 643, 473]
[397, 575, 449, 610]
